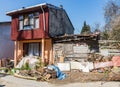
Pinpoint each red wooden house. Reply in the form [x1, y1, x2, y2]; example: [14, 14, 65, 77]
[7, 3, 74, 66]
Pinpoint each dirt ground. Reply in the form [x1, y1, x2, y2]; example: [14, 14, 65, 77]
[49, 71, 120, 84]
[0, 71, 120, 87]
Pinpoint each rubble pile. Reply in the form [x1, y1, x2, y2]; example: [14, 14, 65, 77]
[87, 53, 112, 62]
[13, 57, 59, 81]
[86, 53, 113, 73]
[14, 68, 57, 81]
[55, 55, 120, 83]
[12, 56, 66, 81]
[2, 55, 120, 83]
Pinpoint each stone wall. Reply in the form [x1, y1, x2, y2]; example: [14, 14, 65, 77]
[99, 40, 120, 56]
[53, 40, 99, 63]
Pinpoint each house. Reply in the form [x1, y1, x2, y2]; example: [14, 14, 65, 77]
[0, 22, 14, 59]
[6, 3, 74, 66]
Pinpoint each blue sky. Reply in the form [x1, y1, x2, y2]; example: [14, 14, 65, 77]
[0, 0, 109, 33]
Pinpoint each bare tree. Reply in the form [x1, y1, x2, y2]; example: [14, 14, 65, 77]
[104, 0, 119, 24]
[104, 0, 120, 40]
[110, 15, 120, 40]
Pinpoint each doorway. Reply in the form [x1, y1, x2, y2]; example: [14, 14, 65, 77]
[23, 42, 41, 57]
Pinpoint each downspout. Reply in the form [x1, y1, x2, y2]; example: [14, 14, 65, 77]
[41, 5, 46, 33]
[40, 5, 46, 63]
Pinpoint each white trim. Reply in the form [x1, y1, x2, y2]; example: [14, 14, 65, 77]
[6, 3, 61, 15]
[6, 3, 47, 15]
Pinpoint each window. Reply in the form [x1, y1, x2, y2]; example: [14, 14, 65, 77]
[23, 42, 41, 57]
[19, 12, 39, 30]
[34, 12, 39, 28]
[19, 16, 23, 30]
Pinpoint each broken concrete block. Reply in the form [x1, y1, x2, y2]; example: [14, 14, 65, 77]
[94, 61, 113, 69]
[57, 63, 70, 71]
[81, 62, 94, 72]
[70, 61, 84, 70]
[70, 62, 94, 72]
[112, 56, 120, 67]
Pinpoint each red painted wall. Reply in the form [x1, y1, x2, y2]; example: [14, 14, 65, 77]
[11, 9, 49, 41]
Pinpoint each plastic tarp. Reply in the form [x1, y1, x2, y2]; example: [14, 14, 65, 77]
[16, 56, 38, 69]
[47, 65, 66, 80]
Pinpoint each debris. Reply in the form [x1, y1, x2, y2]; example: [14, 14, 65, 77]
[70, 61, 94, 72]
[8, 55, 120, 82]
[16, 56, 39, 69]
[81, 62, 94, 72]
[112, 56, 120, 67]
[94, 61, 113, 69]
[44, 74, 51, 80]
[14, 69, 51, 81]
[0, 58, 13, 67]
[44, 68, 56, 79]
[6, 58, 14, 69]
[47, 65, 66, 80]
[111, 66, 120, 74]
[108, 72, 120, 81]
[88, 53, 104, 62]
[59, 56, 64, 63]
[14, 73, 37, 80]
[70, 61, 84, 70]
[57, 63, 70, 71]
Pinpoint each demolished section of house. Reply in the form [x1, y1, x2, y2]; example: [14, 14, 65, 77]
[0, 3, 120, 82]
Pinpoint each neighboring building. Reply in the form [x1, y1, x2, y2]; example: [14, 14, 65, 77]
[7, 3, 74, 66]
[0, 22, 14, 59]
[53, 34, 99, 63]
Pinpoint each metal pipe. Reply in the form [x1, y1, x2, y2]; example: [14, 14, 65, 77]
[40, 5, 46, 33]
[40, 5, 46, 63]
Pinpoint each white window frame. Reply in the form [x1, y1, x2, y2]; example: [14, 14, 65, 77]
[19, 12, 39, 30]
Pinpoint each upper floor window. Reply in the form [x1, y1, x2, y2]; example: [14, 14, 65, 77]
[19, 12, 39, 30]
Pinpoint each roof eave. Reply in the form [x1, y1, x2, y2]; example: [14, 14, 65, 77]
[6, 3, 47, 16]
[6, 3, 61, 16]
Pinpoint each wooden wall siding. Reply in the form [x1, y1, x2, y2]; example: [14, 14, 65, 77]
[11, 16, 18, 40]
[11, 10, 49, 41]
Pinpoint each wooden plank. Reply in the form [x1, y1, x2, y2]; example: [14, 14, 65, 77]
[14, 73, 37, 80]
[14, 41, 17, 67]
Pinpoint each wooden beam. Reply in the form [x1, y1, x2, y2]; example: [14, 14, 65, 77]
[14, 41, 18, 67]
[42, 38, 45, 62]
[49, 39, 53, 64]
